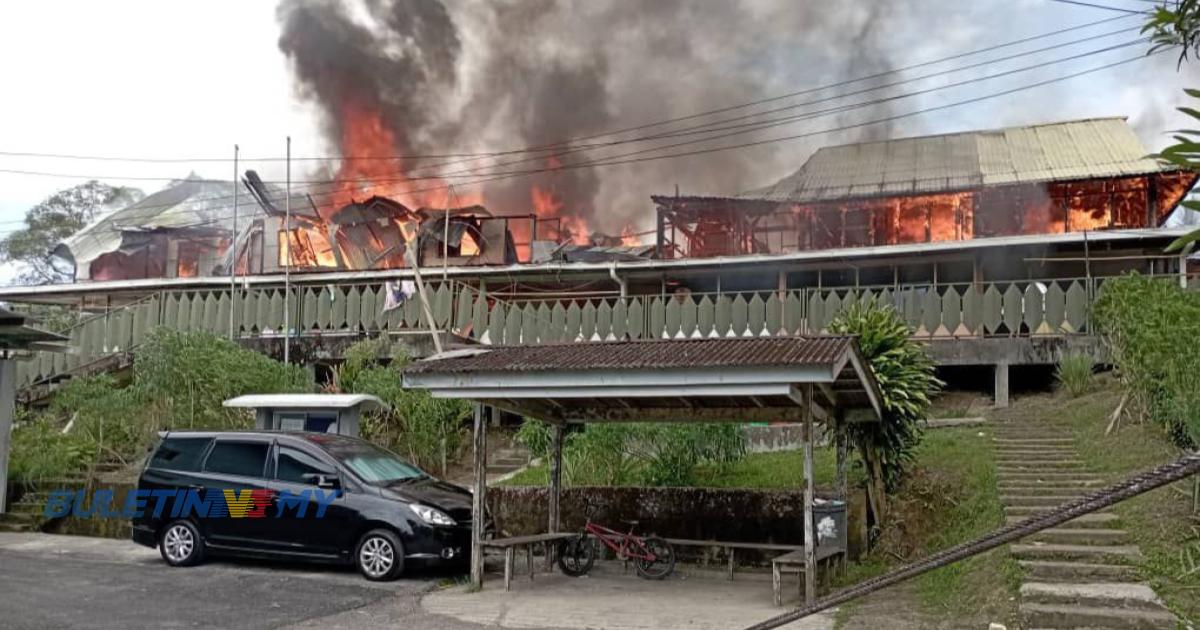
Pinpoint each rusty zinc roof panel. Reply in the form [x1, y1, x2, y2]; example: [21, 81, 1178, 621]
[405, 336, 856, 374]
[739, 118, 1168, 204]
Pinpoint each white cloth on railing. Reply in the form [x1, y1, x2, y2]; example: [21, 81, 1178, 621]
[382, 280, 416, 312]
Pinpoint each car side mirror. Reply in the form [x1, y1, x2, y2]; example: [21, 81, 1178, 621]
[303, 473, 341, 489]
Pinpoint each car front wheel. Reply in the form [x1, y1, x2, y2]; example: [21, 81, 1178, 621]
[355, 529, 405, 581]
[159, 520, 204, 567]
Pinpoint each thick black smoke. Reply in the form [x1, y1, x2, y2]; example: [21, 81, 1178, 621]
[277, 0, 916, 234]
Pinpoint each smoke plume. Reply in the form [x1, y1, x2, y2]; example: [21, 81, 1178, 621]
[276, 0, 922, 234]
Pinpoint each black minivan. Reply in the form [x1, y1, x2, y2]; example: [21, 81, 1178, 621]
[133, 430, 477, 580]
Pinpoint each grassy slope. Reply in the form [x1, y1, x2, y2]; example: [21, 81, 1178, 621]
[503, 427, 1016, 625]
[1015, 384, 1200, 623]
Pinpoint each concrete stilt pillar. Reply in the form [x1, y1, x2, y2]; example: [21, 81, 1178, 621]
[994, 362, 1010, 409]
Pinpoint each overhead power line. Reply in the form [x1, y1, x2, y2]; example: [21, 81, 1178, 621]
[0, 23, 1157, 238]
[1047, 0, 1148, 13]
[0, 14, 1135, 168]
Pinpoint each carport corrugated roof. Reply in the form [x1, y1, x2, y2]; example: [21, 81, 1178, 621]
[402, 336, 882, 424]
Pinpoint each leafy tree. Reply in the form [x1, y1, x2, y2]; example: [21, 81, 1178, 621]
[828, 301, 942, 524]
[1142, 2, 1200, 251]
[0, 180, 142, 284]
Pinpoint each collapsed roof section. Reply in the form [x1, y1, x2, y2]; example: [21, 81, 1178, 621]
[53, 174, 304, 281]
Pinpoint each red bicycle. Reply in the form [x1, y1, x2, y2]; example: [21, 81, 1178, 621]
[557, 517, 676, 580]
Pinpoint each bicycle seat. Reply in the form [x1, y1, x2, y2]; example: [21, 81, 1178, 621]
[620, 519, 640, 526]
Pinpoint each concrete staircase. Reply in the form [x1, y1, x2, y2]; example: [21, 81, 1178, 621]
[486, 445, 533, 481]
[993, 425, 1181, 629]
[0, 482, 75, 533]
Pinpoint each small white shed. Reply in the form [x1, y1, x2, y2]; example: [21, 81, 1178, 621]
[222, 393, 386, 437]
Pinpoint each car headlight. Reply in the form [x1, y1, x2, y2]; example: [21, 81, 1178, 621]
[411, 504, 456, 526]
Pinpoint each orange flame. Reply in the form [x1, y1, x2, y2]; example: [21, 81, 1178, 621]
[620, 224, 640, 246]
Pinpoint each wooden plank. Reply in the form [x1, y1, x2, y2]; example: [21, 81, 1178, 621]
[503, 303, 523, 344]
[715, 295, 732, 337]
[806, 290, 824, 334]
[962, 286, 982, 334]
[565, 302, 582, 342]
[472, 295, 488, 341]
[434, 283, 452, 327]
[202, 293, 219, 333]
[522, 303, 539, 344]
[697, 295, 715, 338]
[626, 298, 645, 340]
[581, 301, 597, 342]
[596, 300, 613, 341]
[1044, 281, 1066, 333]
[784, 292, 804, 334]
[664, 296, 681, 339]
[611, 299, 628, 340]
[765, 292, 782, 335]
[941, 287, 962, 333]
[1065, 281, 1087, 332]
[549, 302, 567, 343]
[1022, 283, 1044, 333]
[217, 292, 232, 337]
[731, 294, 749, 337]
[345, 287, 362, 332]
[360, 286, 378, 331]
[920, 289, 939, 334]
[470, 404, 487, 590]
[548, 423, 564, 570]
[537, 303, 554, 344]
[748, 293, 766, 337]
[679, 296, 697, 339]
[802, 383, 816, 605]
[487, 302, 506, 344]
[189, 293, 205, 332]
[455, 286, 474, 334]
[1002, 284, 1023, 334]
[649, 297, 665, 340]
[982, 284, 1003, 334]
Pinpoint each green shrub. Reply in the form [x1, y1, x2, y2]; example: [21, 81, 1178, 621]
[9, 414, 95, 481]
[515, 419, 554, 459]
[338, 339, 471, 472]
[828, 301, 942, 493]
[1054, 353, 1096, 398]
[1092, 274, 1200, 447]
[557, 423, 745, 487]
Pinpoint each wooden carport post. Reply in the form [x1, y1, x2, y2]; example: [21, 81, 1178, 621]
[470, 403, 488, 589]
[546, 423, 564, 570]
[802, 384, 817, 605]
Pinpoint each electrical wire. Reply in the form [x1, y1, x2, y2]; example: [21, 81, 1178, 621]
[0, 14, 1135, 169]
[1047, 0, 1149, 13]
[0, 29, 1153, 236]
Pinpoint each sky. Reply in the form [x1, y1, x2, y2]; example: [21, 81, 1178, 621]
[0, 0, 1197, 266]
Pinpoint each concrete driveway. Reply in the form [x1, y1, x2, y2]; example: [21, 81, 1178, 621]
[0, 532, 833, 629]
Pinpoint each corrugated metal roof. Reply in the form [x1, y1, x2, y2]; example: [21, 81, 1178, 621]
[740, 118, 1170, 203]
[405, 336, 856, 374]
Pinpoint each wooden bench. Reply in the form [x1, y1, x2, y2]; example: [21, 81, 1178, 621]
[482, 533, 576, 591]
[770, 547, 845, 606]
[663, 538, 805, 580]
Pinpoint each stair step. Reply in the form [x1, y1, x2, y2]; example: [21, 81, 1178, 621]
[994, 452, 1076, 461]
[1001, 495, 1083, 507]
[1023, 528, 1131, 545]
[997, 485, 1092, 497]
[1019, 602, 1176, 629]
[1011, 543, 1142, 562]
[1019, 559, 1140, 582]
[998, 478, 1104, 489]
[992, 439, 1075, 447]
[1007, 512, 1120, 528]
[996, 461, 1086, 470]
[997, 472, 1104, 482]
[491, 458, 528, 467]
[1020, 581, 1166, 610]
[0, 521, 36, 533]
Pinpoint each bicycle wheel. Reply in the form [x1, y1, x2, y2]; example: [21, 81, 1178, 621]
[557, 534, 595, 577]
[634, 536, 675, 580]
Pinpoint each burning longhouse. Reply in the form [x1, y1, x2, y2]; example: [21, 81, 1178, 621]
[11, 116, 1200, 407]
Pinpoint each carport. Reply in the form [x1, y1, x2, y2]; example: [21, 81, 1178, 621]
[401, 336, 883, 604]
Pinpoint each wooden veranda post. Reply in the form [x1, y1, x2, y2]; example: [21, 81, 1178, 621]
[802, 384, 817, 605]
[470, 404, 487, 589]
[546, 422, 564, 570]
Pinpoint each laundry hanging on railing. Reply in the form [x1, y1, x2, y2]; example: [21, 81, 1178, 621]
[382, 280, 416, 312]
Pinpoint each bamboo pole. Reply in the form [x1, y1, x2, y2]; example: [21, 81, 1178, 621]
[802, 384, 817, 605]
[470, 404, 487, 589]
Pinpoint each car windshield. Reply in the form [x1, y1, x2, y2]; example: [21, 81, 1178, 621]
[306, 435, 427, 485]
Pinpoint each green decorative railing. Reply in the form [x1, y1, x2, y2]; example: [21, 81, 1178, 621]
[13, 274, 1150, 389]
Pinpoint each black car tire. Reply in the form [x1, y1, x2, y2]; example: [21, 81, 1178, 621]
[355, 529, 405, 581]
[159, 519, 205, 567]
